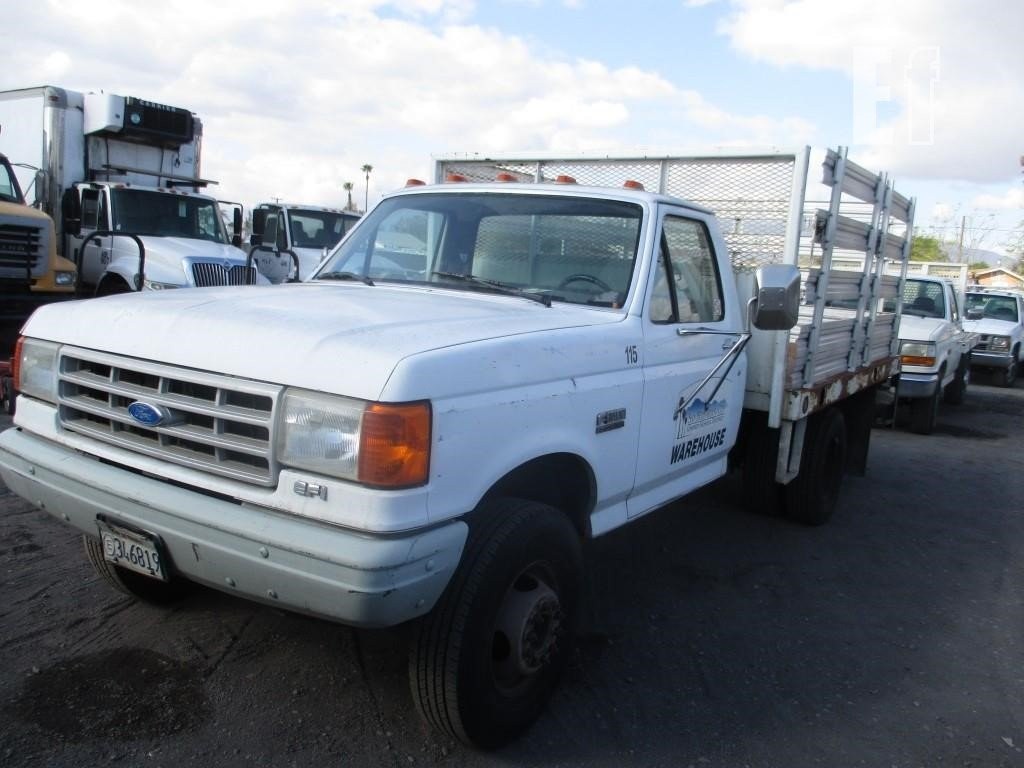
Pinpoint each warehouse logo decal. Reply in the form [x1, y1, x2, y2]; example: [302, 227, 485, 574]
[670, 396, 728, 465]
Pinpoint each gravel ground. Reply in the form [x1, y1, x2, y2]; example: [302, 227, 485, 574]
[1, 378, 1022, 768]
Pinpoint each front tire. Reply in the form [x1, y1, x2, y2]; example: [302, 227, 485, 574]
[943, 356, 969, 405]
[83, 535, 192, 604]
[409, 498, 583, 749]
[909, 381, 941, 435]
[998, 352, 1018, 388]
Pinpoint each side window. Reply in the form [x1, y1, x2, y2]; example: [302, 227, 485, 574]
[81, 189, 101, 230]
[264, 212, 280, 248]
[650, 216, 724, 323]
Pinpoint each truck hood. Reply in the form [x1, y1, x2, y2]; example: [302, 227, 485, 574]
[136, 236, 247, 264]
[898, 314, 950, 343]
[963, 317, 1018, 336]
[23, 283, 624, 400]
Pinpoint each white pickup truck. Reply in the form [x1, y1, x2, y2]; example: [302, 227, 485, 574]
[895, 275, 978, 433]
[963, 288, 1024, 387]
[0, 148, 914, 748]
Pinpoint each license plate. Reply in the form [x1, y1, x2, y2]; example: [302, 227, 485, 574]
[97, 521, 168, 581]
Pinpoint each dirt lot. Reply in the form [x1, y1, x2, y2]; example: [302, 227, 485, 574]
[1, 379, 1022, 768]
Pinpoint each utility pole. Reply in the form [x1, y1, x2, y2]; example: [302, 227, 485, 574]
[958, 215, 965, 261]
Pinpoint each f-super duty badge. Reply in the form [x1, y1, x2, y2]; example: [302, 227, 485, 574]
[595, 408, 626, 434]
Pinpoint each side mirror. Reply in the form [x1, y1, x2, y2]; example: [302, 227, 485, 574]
[61, 187, 82, 237]
[247, 208, 264, 244]
[966, 307, 983, 321]
[33, 170, 47, 208]
[232, 207, 244, 247]
[752, 264, 801, 330]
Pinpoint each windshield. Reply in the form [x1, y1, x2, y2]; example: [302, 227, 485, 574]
[288, 209, 360, 249]
[109, 189, 229, 242]
[0, 159, 24, 204]
[902, 279, 946, 318]
[314, 192, 643, 308]
[966, 293, 1019, 322]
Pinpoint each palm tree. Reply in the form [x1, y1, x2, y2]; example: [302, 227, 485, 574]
[342, 182, 354, 211]
[361, 164, 373, 212]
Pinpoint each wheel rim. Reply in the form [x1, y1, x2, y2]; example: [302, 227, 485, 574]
[491, 564, 563, 691]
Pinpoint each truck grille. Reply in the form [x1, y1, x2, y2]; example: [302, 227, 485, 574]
[0, 222, 44, 280]
[190, 262, 256, 287]
[58, 347, 281, 486]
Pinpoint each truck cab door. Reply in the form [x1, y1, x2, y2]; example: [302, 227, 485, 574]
[68, 186, 111, 289]
[627, 210, 745, 519]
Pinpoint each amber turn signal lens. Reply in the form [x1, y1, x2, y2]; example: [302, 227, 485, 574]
[358, 401, 431, 488]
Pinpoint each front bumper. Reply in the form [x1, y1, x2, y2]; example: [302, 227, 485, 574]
[969, 350, 1014, 370]
[896, 371, 940, 399]
[0, 427, 467, 628]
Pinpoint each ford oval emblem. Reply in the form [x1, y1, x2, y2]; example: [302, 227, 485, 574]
[127, 401, 168, 427]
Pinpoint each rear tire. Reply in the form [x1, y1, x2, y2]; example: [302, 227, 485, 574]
[409, 497, 583, 749]
[83, 535, 192, 604]
[783, 408, 847, 526]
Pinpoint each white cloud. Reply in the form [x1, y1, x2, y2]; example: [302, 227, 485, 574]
[971, 187, 1024, 211]
[4, 0, 816, 211]
[717, 0, 1024, 184]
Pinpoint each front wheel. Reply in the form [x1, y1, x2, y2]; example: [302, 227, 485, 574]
[909, 381, 941, 435]
[943, 357, 969, 405]
[998, 354, 1018, 388]
[409, 498, 583, 749]
[83, 535, 192, 604]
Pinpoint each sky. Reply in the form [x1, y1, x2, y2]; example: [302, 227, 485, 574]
[5, 0, 1023, 260]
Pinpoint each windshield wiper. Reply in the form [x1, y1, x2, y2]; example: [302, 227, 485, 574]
[432, 271, 551, 307]
[316, 271, 374, 286]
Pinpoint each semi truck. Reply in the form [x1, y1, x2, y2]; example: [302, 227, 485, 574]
[249, 202, 361, 282]
[0, 149, 78, 413]
[0, 86, 255, 294]
[0, 147, 914, 747]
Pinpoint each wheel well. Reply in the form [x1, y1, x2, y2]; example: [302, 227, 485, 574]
[96, 273, 132, 296]
[482, 453, 595, 539]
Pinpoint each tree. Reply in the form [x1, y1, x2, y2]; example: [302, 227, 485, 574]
[361, 164, 373, 212]
[342, 182, 354, 211]
[910, 233, 944, 262]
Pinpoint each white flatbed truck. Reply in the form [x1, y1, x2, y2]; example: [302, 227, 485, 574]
[0, 147, 913, 747]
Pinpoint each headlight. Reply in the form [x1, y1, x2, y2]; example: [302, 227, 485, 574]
[278, 389, 431, 488]
[14, 337, 60, 404]
[989, 335, 1010, 351]
[143, 279, 181, 290]
[899, 340, 936, 367]
[54, 271, 76, 286]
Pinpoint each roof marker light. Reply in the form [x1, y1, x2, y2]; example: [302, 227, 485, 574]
[623, 179, 645, 191]
[445, 172, 469, 183]
[554, 175, 577, 184]
[405, 178, 426, 186]
[495, 172, 518, 182]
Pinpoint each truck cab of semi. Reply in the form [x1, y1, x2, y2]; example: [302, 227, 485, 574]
[249, 203, 361, 282]
[63, 181, 251, 294]
[0, 86, 258, 295]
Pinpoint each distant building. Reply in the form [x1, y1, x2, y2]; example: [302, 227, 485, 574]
[969, 266, 1024, 289]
